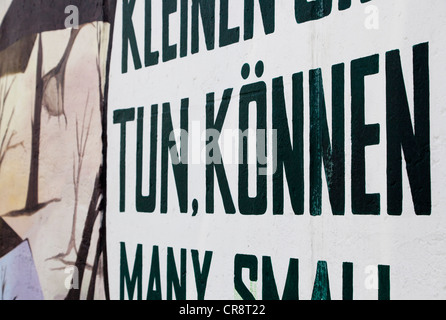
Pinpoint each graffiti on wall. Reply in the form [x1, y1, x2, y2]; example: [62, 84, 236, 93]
[0, 0, 445, 301]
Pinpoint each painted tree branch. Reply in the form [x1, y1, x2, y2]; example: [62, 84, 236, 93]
[0, 77, 23, 174]
[47, 93, 93, 261]
[65, 169, 102, 300]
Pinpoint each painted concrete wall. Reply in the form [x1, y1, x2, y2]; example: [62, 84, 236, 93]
[1, 0, 446, 300]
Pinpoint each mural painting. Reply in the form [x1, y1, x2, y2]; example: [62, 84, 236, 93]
[0, 0, 116, 300]
[0, 0, 446, 302]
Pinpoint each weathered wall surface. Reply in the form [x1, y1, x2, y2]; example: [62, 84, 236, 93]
[0, 0, 446, 300]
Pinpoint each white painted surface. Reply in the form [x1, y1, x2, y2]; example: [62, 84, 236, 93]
[107, 0, 446, 300]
